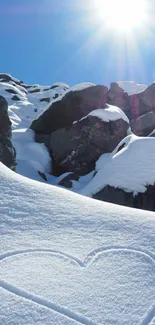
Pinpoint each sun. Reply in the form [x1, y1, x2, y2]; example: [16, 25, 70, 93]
[94, 0, 148, 34]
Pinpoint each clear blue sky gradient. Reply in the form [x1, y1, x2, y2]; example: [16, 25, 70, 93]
[0, 0, 155, 86]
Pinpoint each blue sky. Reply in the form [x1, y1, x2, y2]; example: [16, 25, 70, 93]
[0, 0, 155, 86]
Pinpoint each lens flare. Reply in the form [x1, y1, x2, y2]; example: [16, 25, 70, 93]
[94, 0, 148, 34]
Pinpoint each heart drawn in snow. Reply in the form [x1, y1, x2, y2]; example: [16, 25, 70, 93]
[0, 247, 155, 325]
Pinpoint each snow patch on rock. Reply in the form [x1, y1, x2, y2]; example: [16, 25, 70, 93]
[81, 134, 155, 196]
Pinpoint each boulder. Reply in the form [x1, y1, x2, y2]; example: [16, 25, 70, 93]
[5, 88, 18, 94]
[107, 82, 155, 135]
[0, 96, 12, 138]
[12, 95, 21, 101]
[82, 134, 155, 212]
[40, 97, 50, 103]
[128, 83, 155, 135]
[50, 107, 129, 175]
[104, 82, 155, 136]
[29, 89, 40, 93]
[131, 110, 155, 136]
[0, 134, 16, 170]
[93, 185, 155, 212]
[0, 73, 21, 85]
[94, 185, 134, 207]
[107, 82, 130, 118]
[58, 173, 80, 188]
[130, 83, 155, 120]
[30, 85, 108, 134]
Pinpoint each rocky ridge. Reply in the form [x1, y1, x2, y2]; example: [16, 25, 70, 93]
[1, 73, 155, 211]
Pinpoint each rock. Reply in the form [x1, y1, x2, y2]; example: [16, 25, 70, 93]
[0, 73, 21, 86]
[108, 82, 125, 101]
[53, 94, 59, 99]
[50, 85, 59, 89]
[12, 95, 21, 101]
[148, 129, 155, 137]
[29, 89, 40, 93]
[23, 85, 32, 89]
[93, 184, 155, 212]
[107, 82, 130, 118]
[5, 88, 17, 94]
[130, 83, 155, 120]
[129, 83, 155, 135]
[40, 98, 50, 103]
[35, 134, 50, 147]
[58, 173, 80, 188]
[50, 108, 129, 175]
[84, 134, 155, 212]
[30, 85, 108, 134]
[140, 82, 155, 109]
[0, 134, 16, 170]
[38, 171, 47, 182]
[131, 110, 155, 136]
[94, 185, 134, 207]
[0, 96, 12, 138]
[106, 82, 155, 133]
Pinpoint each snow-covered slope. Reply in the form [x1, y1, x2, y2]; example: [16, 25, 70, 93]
[1, 163, 155, 325]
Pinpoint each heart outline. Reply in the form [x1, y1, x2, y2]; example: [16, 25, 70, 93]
[1, 246, 155, 325]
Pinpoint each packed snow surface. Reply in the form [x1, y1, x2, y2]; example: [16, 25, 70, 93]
[1, 163, 155, 325]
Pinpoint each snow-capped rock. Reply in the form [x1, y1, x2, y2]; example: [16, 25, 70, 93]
[30, 85, 108, 134]
[50, 105, 129, 175]
[2, 73, 155, 210]
[81, 134, 155, 211]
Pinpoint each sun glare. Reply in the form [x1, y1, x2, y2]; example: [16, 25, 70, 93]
[95, 0, 148, 34]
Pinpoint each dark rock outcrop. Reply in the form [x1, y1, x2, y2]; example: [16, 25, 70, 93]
[40, 97, 50, 103]
[93, 185, 155, 212]
[50, 113, 129, 175]
[12, 95, 21, 101]
[58, 173, 80, 188]
[5, 88, 17, 94]
[0, 96, 16, 170]
[0, 96, 12, 138]
[107, 82, 130, 117]
[106, 82, 155, 136]
[29, 89, 40, 93]
[30, 85, 108, 134]
[0, 73, 21, 86]
[129, 83, 155, 135]
[0, 134, 16, 170]
[131, 110, 155, 136]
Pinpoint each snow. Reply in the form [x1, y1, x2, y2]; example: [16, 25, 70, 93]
[70, 82, 96, 91]
[74, 105, 129, 124]
[12, 129, 51, 182]
[1, 77, 155, 324]
[81, 134, 155, 197]
[0, 78, 68, 180]
[52, 82, 70, 88]
[117, 81, 147, 95]
[0, 162, 155, 325]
